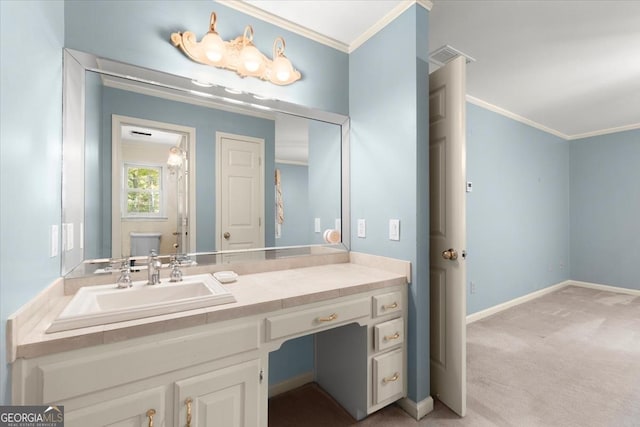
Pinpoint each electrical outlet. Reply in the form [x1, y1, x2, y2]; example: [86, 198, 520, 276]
[470, 281, 476, 294]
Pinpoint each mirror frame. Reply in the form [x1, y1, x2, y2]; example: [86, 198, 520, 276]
[61, 48, 350, 277]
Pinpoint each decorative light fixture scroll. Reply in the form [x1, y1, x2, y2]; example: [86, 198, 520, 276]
[171, 12, 301, 86]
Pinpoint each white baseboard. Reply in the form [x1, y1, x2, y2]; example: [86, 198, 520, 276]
[567, 280, 640, 296]
[397, 396, 434, 420]
[466, 280, 570, 324]
[467, 279, 640, 324]
[268, 372, 314, 398]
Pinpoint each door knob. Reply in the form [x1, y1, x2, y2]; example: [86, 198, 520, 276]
[223, 232, 231, 240]
[442, 248, 458, 260]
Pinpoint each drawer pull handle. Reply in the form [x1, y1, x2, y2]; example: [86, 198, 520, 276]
[185, 397, 193, 427]
[318, 313, 338, 322]
[382, 372, 400, 384]
[146, 409, 156, 427]
[383, 302, 398, 310]
[384, 332, 401, 341]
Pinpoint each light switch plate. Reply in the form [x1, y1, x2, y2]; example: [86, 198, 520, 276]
[314, 218, 321, 233]
[357, 219, 366, 238]
[389, 219, 400, 241]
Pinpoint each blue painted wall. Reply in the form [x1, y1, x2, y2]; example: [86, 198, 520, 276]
[466, 103, 571, 314]
[350, 5, 431, 403]
[308, 120, 342, 244]
[570, 129, 640, 291]
[64, 1, 348, 115]
[101, 86, 276, 253]
[275, 163, 309, 246]
[0, 0, 64, 405]
[268, 335, 314, 386]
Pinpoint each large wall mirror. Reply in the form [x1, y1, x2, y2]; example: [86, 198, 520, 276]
[62, 49, 349, 277]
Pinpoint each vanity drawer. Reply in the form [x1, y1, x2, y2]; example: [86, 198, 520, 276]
[374, 318, 404, 352]
[372, 348, 404, 405]
[372, 291, 402, 318]
[266, 298, 370, 340]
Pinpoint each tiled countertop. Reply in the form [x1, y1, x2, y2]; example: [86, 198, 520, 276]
[8, 253, 410, 362]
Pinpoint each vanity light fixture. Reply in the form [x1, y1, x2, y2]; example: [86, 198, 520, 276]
[171, 12, 301, 86]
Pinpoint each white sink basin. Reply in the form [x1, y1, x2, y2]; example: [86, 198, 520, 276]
[47, 274, 236, 333]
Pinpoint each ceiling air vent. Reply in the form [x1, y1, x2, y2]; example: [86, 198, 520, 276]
[131, 130, 152, 137]
[429, 45, 475, 67]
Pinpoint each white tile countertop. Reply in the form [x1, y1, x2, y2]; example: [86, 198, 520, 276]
[7, 253, 410, 362]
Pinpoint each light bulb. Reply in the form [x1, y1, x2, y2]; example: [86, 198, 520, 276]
[241, 45, 263, 73]
[202, 32, 225, 63]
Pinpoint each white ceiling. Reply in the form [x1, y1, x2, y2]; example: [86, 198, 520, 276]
[236, 0, 640, 139]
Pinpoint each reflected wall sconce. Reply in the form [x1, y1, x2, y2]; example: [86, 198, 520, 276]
[171, 12, 301, 86]
[167, 146, 185, 174]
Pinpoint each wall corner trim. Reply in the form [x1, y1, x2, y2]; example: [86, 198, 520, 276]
[466, 281, 570, 324]
[566, 280, 640, 297]
[268, 371, 314, 398]
[467, 280, 640, 325]
[397, 395, 434, 420]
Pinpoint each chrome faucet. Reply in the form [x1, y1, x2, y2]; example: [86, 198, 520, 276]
[147, 250, 162, 285]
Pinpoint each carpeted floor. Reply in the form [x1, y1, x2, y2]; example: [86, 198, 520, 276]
[268, 285, 640, 426]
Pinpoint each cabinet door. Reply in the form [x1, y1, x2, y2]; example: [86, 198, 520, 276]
[65, 387, 165, 427]
[175, 359, 261, 427]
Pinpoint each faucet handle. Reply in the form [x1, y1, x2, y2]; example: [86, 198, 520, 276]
[116, 261, 132, 289]
[169, 256, 183, 282]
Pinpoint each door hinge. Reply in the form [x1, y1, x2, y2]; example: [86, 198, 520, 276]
[259, 369, 264, 383]
[259, 217, 262, 227]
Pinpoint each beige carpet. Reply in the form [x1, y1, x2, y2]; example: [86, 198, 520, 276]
[269, 285, 640, 426]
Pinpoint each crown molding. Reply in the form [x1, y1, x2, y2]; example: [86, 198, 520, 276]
[216, 0, 349, 52]
[466, 95, 570, 140]
[217, 1, 432, 54]
[567, 122, 640, 140]
[349, 0, 433, 53]
[467, 95, 640, 141]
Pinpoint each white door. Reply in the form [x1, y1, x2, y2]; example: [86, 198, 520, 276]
[216, 133, 265, 251]
[429, 55, 467, 417]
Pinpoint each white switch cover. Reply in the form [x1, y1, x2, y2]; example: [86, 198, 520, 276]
[80, 222, 84, 249]
[357, 219, 366, 238]
[466, 181, 473, 193]
[389, 219, 400, 241]
[314, 218, 321, 233]
[51, 225, 59, 257]
[335, 218, 341, 231]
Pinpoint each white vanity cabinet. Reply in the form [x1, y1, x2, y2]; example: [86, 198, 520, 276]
[64, 387, 166, 427]
[174, 359, 262, 427]
[12, 276, 408, 426]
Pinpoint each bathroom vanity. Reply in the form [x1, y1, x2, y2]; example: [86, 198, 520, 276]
[9, 254, 409, 426]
